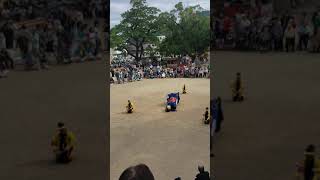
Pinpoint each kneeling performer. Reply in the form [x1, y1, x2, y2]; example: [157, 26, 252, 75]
[127, 100, 134, 113]
[51, 122, 76, 163]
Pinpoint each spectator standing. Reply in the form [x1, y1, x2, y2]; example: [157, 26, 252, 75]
[195, 166, 210, 180]
[297, 22, 309, 51]
[2, 21, 14, 49]
[284, 24, 296, 52]
[31, 26, 40, 69]
[304, 144, 316, 180]
[271, 19, 283, 51]
[0, 31, 7, 49]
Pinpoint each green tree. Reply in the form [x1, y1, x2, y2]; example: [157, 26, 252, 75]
[158, 2, 210, 60]
[110, 0, 160, 62]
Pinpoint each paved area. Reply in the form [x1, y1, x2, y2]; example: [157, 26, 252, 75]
[211, 51, 320, 180]
[0, 61, 108, 180]
[111, 78, 210, 180]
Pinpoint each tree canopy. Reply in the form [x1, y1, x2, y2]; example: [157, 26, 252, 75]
[110, 0, 210, 62]
[110, 0, 160, 62]
[158, 3, 210, 59]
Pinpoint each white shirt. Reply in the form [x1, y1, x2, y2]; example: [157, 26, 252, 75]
[32, 32, 40, 51]
[0, 33, 6, 49]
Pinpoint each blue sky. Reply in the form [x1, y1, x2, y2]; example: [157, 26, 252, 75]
[110, 0, 210, 27]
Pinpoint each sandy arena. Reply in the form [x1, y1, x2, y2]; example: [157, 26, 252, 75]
[212, 51, 320, 180]
[111, 78, 210, 180]
[0, 61, 108, 180]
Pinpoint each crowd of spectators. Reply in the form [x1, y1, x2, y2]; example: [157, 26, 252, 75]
[0, 0, 107, 77]
[213, 0, 320, 52]
[110, 62, 143, 84]
[110, 56, 210, 84]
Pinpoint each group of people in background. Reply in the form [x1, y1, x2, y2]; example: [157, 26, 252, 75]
[110, 57, 210, 84]
[110, 62, 143, 83]
[0, 0, 107, 22]
[213, 0, 320, 52]
[0, 0, 107, 78]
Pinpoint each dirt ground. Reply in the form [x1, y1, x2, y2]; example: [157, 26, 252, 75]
[111, 78, 210, 180]
[0, 61, 108, 180]
[211, 51, 320, 180]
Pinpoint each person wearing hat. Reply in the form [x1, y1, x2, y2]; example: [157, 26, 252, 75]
[195, 165, 210, 180]
[51, 122, 76, 163]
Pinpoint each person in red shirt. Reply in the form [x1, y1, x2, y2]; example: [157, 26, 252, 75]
[223, 16, 232, 35]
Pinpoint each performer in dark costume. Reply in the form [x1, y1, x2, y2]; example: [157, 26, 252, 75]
[214, 97, 224, 133]
[231, 72, 244, 101]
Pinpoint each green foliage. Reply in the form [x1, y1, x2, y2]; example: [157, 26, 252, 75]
[158, 3, 210, 59]
[110, 25, 125, 49]
[110, 0, 160, 61]
[111, 0, 209, 62]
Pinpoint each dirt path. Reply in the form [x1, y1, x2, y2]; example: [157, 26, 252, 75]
[0, 61, 108, 180]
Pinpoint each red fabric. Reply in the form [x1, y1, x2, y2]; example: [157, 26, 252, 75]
[224, 6, 237, 17]
[223, 17, 232, 32]
[168, 97, 177, 103]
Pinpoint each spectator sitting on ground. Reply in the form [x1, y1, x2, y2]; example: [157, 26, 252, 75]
[119, 164, 155, 180]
